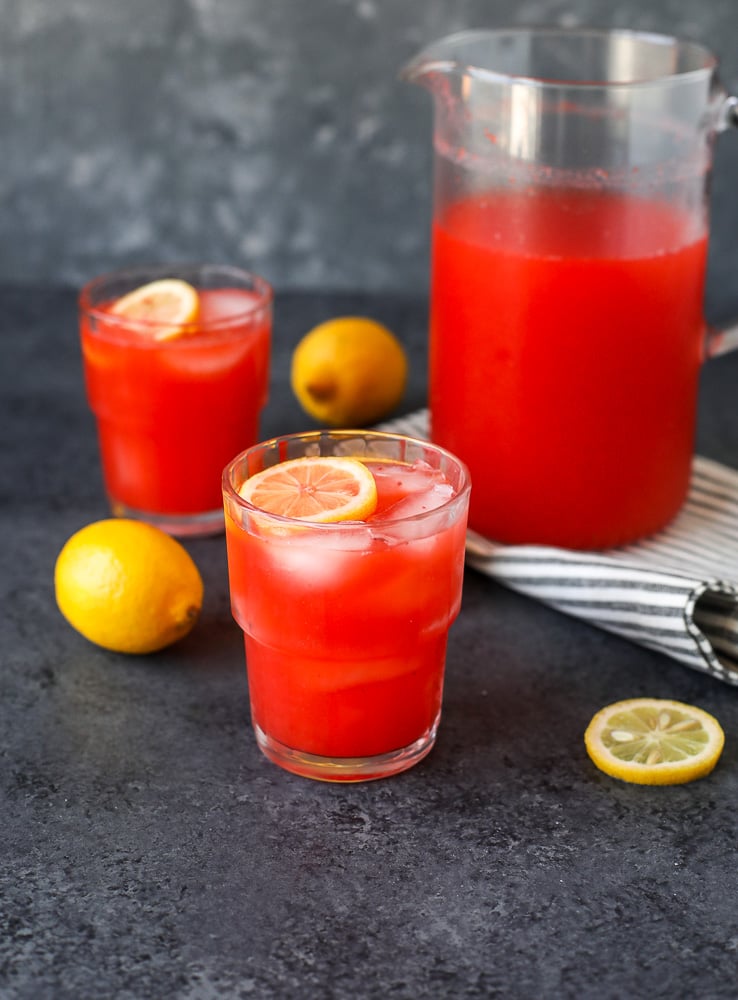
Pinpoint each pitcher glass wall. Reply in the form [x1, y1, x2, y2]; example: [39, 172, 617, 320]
[405, 29, 738, 549]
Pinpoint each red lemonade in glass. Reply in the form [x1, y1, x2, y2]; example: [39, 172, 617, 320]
[222, 431, 471, 782]
[79, 265, 272, 536]
[430, 189, 708, 549]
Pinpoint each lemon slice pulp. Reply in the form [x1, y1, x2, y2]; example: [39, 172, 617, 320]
[238, 456, 378, 523]
[110, 278, 200, 341]
[584, 697, 724, 785]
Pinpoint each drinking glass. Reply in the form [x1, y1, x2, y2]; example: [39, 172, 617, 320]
[79, 264, 272, 536]
[222, 430, 471, 782]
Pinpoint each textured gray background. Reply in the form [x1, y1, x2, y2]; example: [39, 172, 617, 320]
[2, 0, 738, 297]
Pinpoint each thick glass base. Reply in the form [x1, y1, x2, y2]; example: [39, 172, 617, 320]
[253, 713, 441, 783]
[109, 498, 224, 537]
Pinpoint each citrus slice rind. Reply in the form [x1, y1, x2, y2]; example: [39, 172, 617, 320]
[238, 456, 378, 523]
[584, 698, 725, 786]
[110, 278, 200, 341]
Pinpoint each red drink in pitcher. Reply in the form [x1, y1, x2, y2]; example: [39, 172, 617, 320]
[79, 265, 272, 536]
[223, 432, 471, 782]
[430, 190, 707, 549]
[404, 28, 730, 549]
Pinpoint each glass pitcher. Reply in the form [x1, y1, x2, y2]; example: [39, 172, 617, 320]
[404, 28, 738, 549]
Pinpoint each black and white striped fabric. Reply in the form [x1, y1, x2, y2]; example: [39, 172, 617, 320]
[381, 409, 738, 685]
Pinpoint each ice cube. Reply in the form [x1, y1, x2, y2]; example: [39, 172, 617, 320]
[267, 538, 346, 586]
[164, 339, 255, 377]
[266, 526, 375, 585]
[199, 289, 263, 323]
[370, 483, 456, 545]
[370, 459, 446, 496]
[381, 482, 455, 520]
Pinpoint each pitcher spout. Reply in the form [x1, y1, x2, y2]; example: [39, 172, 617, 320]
[401, 30, 488, 91]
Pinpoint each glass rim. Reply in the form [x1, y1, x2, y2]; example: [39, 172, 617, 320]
[222, 428, 472, 531]
[404, 27, 718, 91]
[78, 262, 274, 337]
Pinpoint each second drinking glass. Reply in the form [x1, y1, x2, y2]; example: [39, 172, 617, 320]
[79, 264, 273, 536]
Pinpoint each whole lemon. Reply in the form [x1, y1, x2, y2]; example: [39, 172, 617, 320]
[291, 316, 408, 427]
[55, 519, 204, 654]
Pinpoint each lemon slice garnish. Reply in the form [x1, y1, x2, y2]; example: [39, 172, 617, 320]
[110, 278, 200, 341]
[238, 456, 378, 523]
[584, 698, 724, 785]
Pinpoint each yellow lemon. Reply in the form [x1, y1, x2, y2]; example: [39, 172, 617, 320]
[55, 519, 204, 654]
[291, 316, 408, 427]
[584, 698, 725, 785]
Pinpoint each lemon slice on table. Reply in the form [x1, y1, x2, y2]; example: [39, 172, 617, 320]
[238, 456, 378, 523]
[110, 278, 200, 341]
[584, 698, 725, 785]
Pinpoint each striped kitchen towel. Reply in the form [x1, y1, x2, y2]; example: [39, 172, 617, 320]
[382, 409, 738, 685]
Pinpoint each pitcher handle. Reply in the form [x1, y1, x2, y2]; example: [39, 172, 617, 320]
[706, 322, 738, 360]
[703, 97, 738, 358]
[719, 95, 738, 131]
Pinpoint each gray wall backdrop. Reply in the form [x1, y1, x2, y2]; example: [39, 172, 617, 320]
[3, 0, 738, 302]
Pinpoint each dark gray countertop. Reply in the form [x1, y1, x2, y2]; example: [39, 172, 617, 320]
[2, 287, 738, 999]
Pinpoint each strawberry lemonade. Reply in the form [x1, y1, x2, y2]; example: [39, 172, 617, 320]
[222, 431, 471, 782]
[430, 189, 707, 549]
[79, 265, 272, 536]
